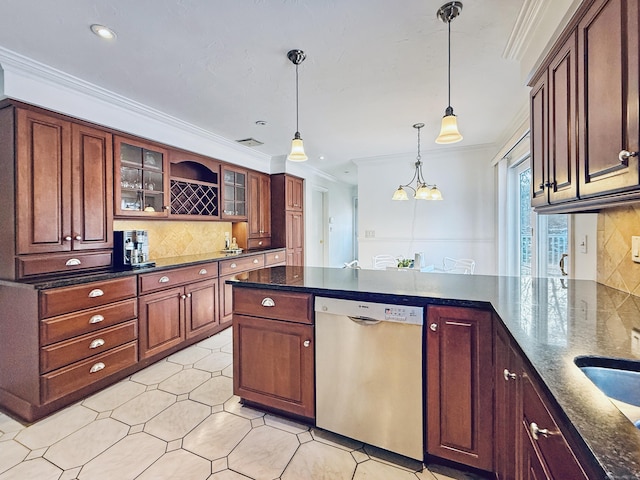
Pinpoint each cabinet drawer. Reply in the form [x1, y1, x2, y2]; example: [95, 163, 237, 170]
[247, 237, 271, 250]
[219, 255, 264, 276]
[40, 320, 137, 373]
[41, 341, 137, 402]
[40, 298, 137, 345]
[233, 288, 312, 324]
[40, 276, 137, 318]
[522, 375, 588, 480]
[139, 262, 218, 294]
[18, 251, 113, 278]
[264, 250, 286, 266]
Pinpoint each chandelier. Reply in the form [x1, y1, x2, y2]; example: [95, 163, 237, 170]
[392, 123, 443, 201]
[286, 49, 308, 161]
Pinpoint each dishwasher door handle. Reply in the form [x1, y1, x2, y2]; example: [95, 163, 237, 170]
[348, 316, 382, 326]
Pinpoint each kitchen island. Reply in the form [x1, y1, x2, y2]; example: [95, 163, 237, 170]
[230, 266, 640, 480]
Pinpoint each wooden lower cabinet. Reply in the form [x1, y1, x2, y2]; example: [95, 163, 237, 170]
[233, 287, 314, 420]
[426, 305, 493, 471]
[185, 278, 219, 338]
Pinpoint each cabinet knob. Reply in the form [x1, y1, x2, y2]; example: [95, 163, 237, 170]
[88, 289, 104, 298]
[159, 276, 170, 283]
[163, 205, 170, 211]
[529, 422, 551, 440]
[187, 293, 191, 298]
[253, 259, 259, 264]
[74, 235, 82, 241]
[619, 150, 638, 164]
[89, 362, 106, 374]
[89, 338, 105, 349]
[64, 235, 73, 241]
[89, 314, 104, 324]
[230, 263, 237, 268]
[274, 255, 279, 259]
[429, 323, 438, 332]
[538, 183, 545, 190]
[503, 369, 517, 381]
[261, 297, 275, 307]
[181, 294, 187, 299]
[258, 241, 263, 245]
[303, 340, 311, 347]
[65, 258, 82, 266]
[198, 268, 207, 275]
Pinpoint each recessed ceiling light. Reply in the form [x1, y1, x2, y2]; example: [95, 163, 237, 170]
[90, 24, 116, 40]
[255, 120, 267, 126]
[319, 155, 325, 160]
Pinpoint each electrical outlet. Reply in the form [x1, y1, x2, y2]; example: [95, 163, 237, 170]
[579, 235, 587, 254]
[632, 236, 640, 263]
[365, 230, 375, 238]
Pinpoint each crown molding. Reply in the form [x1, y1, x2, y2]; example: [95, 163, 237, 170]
[0, 46, 272, 165]
[503, 0, 547, 61]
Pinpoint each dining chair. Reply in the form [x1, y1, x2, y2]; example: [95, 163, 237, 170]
[372, 255, 398, 270]
[442, 257, 476, 274]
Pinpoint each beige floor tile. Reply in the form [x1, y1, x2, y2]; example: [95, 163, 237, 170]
[222, 364, 233, 377]
[353, 459, 419, 479]
[81, 379, 147, 412]
[194, 351, 233, 373]
[298, 431, 314, 444]
[281, 440, 357, 480]
[0, 440, 29, 474]
[24, 447, 46, 460]
[197, 334, 233, 351]
[352, 450, 370, 463]
[78, 432, 165, 480]
[130, 359, 183, 385]
[190, 375, 234, 406]
[207, 469, 251, 480]
[136, 449, 211, 480]
[427, 464, 487, 479]
[43, 418, 129, 470]
[158, 368, 211, 395]
[111, 389, 176, 426]
[210, 457, 228, 473]
[0, 458, 62, 480]
[60, 467, 82, 480]
[167, 345, 211, 365]
[364, 444, 423, 472]
[223, 396, 265, 420]
[227, 425, 300, 480]
[144, 400, 210, 441]
[415, 468, 439, 480]
[15, 405, 96, 450]
[0, 414, 24, 434]
[183, 411, 252, 460]
[264, 413, 309, 434]
[311, 428, 364, 451]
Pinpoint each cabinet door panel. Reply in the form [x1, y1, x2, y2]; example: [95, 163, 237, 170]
[530, 74, 548, 207]
[426, 306, 493, 470]
[138, 287, 185, 359]
[71, 124, 113, 250]
[186, 279, 218, 338]
[16, 109, 71, 254]
[578, 0, 640, 196]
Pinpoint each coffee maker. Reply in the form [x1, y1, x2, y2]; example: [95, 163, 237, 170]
[114, 230, 155, 268]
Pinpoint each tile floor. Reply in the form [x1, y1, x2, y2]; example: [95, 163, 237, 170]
[0, 327, 486, 480]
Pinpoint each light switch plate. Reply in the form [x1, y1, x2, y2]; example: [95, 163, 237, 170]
[633, 236, 640, 263]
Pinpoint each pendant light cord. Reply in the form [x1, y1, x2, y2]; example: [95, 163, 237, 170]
[447, 17, 451, 108]
[295, 62, 300, 134]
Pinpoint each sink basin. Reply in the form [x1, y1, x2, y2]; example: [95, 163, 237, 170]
[574, 356, 640, 407]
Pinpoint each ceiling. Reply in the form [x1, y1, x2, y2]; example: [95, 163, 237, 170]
[0, 0, 531, 184]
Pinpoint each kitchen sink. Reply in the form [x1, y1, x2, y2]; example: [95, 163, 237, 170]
[575, 356, 640, 428]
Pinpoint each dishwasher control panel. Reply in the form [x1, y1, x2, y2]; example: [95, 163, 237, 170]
[315, 297, 423, 325]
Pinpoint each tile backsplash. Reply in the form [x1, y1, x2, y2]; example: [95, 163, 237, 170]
[597, 205, 640, 295]
[113, 220, 231, 260]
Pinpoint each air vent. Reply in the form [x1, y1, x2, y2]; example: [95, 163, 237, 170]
[236, 138, 264, 147]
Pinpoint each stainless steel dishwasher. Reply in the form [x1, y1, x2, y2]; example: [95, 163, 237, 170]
[314, 296, 424, 460]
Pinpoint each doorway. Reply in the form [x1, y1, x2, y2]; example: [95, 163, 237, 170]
[309, 186, 328, 267]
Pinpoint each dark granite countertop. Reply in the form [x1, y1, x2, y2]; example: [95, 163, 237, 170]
[0, 248, 284, 290]
[231, 266, 640, 479]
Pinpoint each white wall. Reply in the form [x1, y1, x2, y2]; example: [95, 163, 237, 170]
[355, 145, 497, 274]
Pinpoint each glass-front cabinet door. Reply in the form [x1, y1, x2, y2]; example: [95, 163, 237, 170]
[114, 136, 169, 217]
[221, 166, 247, 220]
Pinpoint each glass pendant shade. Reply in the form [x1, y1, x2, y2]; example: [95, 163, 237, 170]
[414, 184, 431, 200]
[435, 111, 463, 144]
[287, 133, 308, 162]
[429, 186, 444, 200]
[392, 186, 409, 201]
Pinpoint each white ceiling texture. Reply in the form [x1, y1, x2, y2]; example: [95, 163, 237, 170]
[0, 0, 534, 184]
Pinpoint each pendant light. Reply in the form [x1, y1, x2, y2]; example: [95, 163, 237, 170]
[392, 123, 443, 201]
[286, 49, 308, 162]
[435, 1, 463, 144]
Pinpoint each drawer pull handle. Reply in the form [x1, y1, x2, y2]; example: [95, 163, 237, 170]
[303, 340, 311, 347]
[529, 422, 551, 440]
[619, 150, 638, 164]
[253, 259, 259, 264]
[159, 276, 170, 283]
[274, 255, 279, 259]
[199, 268, 208, 275]
[230, 263, 237, 268]
[65, 258, 82, 266]
[261, 297, 275, 307]
[89, 314, 104, 324]
[430, 323, 438, 332]
[258, 241, 263, 245]
[89, 362, 105, 374]
[89, 338, 105, 349]
[88, 289, 104, 298]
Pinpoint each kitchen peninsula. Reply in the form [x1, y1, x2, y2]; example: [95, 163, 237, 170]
[230, 266, 640, 480]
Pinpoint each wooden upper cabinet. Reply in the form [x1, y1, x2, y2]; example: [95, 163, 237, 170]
[71, 123, 113, 250]
[169, 150, 221, 219]
[286, 175, 304, 211]
[16, 109, 71, 254]
[221, 166, 247, 220]
[248, 171, 271, 238]
[114, 136, 169, 217]
[530, 32, 578, 207]
[578, 0, 639, 197]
